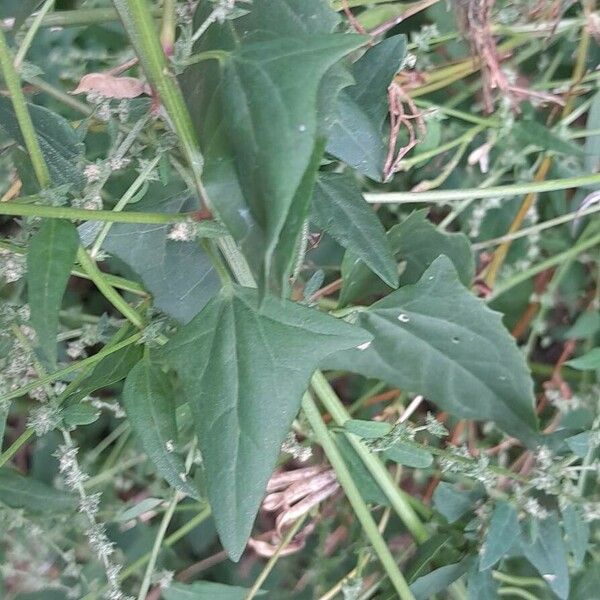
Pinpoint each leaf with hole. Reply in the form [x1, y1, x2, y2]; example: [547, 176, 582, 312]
[328, 256, 539, 444]
[122, 358, 200, 498]
[27, 219, 79, 368]
[160, 285, 370, 560]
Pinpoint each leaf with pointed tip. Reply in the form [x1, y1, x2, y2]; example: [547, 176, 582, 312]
[122, 359, 199, 498]
[0, 96, 85, 190]
[340, 209, 474, 306]
[163, 581, 264, 600]
[102, 193, 220, 323]
[160, 286, 370, 560]
[410, 556, 476, 600]
[312, 173, 398, 289]
[27, 220, 79, 368]
[326, 35, 407, 181]
[562, 505, 589, 568]
[520, 516, 570, 600]
[383, 443, 433, 469]
[327, 257, 539, 444]
[479, 502, 520, 570]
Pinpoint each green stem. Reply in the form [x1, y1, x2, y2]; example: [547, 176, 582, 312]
[137, 492, 181, 600]
[245, 515, 308, 600]
[492, 571, 546, 588]
[0, 201, 190, 224]
[0, 332, 142, 406]
[364, 173, 600, 204]
[490, 230, 600, 301]
[76, 247, 145, 328]
[302, 393, 415, 600]
[14, 0, 55, 68]
[311, 371, 430, 543]
[498, 588, 541, 600]
[0, 28, 50, 187]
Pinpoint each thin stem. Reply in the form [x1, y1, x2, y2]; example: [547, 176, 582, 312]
[0, 28, 50, 187]
[302, 394, 415, 600]
[137, 492, 181, 600]
[14, 0, 55, 68]
[0, 201, 190, 224]
[76, 247, 145, 328]
[311, 371, 430, 543]
[245, 515, 307, 600]
[90, 154, 161, 256]
[363, 173, 600, 204]
[498, 588, 541, 600]
[160, 0, 176, 55]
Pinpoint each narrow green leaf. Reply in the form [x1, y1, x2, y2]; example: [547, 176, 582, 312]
[163, 581, 263, 600]
[433, 482, 484, 524]
[340, 209, 474, 306]
[513, 119, 584, 157]
[406, 533, 453, 583]
[61, 403, 100, 428]
[384, 442, 433, 469]
[0, 96, 85, 190]
[161, 285, 370, 560]
[115, 497, 163, 523]
[0, 468, 75, 513]
[409, 556, 475, 600]
[27, 219, 79, 367]
[584, 90, 600, 172]
[312, 173, 398, 288]
[562, 505, 589, 568]
[328, 257, 539, 444]
[467, 565, 498, 600]
[122, 359, 199, 498]
[520, 516, 570, 600]
[566, 348, 600, 371]
[344, 419, 393, 439]
[479, 501, 520, 571]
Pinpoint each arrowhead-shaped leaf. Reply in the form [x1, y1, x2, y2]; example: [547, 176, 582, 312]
[340, 209, 474, 306]
[327, 256, 539, 444]
[312, 173, 398, 289]
[326, 35, 407, 181]
[160, 285, 370, 559]
[101, 192, 220, 323]
[123, 359, 200, 498]
[480, 501, 520, 570]
[27, 219, 79, 367]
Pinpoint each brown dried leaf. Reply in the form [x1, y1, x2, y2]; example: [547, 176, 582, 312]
[72, 73, 150, 99]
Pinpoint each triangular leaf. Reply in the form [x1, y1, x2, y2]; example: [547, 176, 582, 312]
[340, 209, 474, 306]
[312, 173, 398, 288]
[122, 359, 200, 498]
[27, 219, 79, 368]
[327, 257, 539, 444]
[161, 286, 370, 559]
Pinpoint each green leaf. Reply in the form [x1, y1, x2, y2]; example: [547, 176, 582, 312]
[383, 442, 433, 469]
[326, 35, 407, 181]
[562, 505, 589, 568]
[101, 192, 220, 323]
[333, 432, 389, 506]
[115, 497, 163, 523]
[564, 312, 600, 340]
[566, 348, 600, 371]
[565, 432, 590, 458]
[406, 533, 453, 583]
[467, 565, 498, 600]
[61, 403, 100, 428]
[433, 482, 485, 523]
[584, 90, 600, 172]
[410, 556, 475, 600]
[0, 468, 75, 513]
[163, 581, 263, 600]
[479, 501, 520, 570]
[520, 516, 570, 600]
[0, 0, 43, 31]
[0, 96, 85, 190]
[328, 257, 539, 444]
[219, 34, 366, 290]
[122, 359, 199, 498]
[513, 119, 584, 157]
[311, 173, 398, 288]
[27, 219, 79, 367]
[66, 341, 143, 404]
[344, 418, 392, 439]
[160, 285, 370, 560]
[340, 209, 474, 306]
